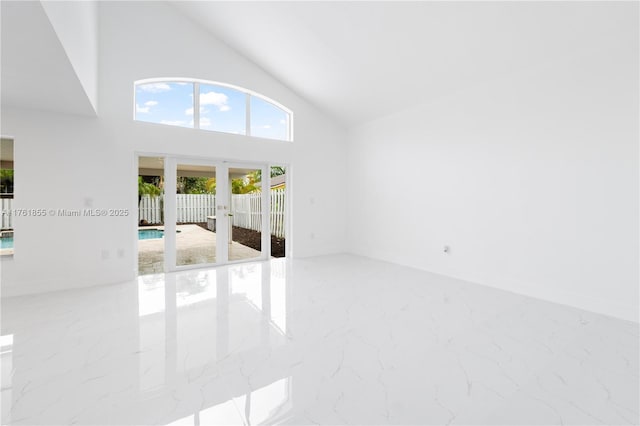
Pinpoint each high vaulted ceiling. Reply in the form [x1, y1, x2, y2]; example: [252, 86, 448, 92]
[171, 1, 633, 126]
[2, 2, 633, 125]
[1, 1, 97, 116]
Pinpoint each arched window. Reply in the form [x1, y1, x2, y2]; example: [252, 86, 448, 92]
[134, 79, 293, 141]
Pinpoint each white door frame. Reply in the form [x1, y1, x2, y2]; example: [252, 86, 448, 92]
[135, 153, 287, 275]
[223, 161, 270, 265]
[166, 157, 222, 272]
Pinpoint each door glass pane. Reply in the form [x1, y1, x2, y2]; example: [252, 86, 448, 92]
[1, 138, 14, 256]
[269, 166, 286, 258]
[138, 156, 164, 275]
[176, 163, 217, 267]
[228, 167, 262, 262]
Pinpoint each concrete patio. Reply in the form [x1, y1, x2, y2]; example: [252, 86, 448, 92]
[138, 224, 261, 275]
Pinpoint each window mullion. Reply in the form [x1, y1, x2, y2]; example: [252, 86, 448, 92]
[194, 82, 200, 130]
[246, 93, 251, 136]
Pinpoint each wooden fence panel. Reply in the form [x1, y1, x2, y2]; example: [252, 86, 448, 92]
[139, 195, 162, 224]
[138, 192, 284, 237]
[1, 198, 12, 229]
[271, 189, 285, 238]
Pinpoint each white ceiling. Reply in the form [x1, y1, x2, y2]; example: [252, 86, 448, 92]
[1, 138, 14, 164]
[0, 1, 96, 116]
[1, 2, 630, 125]
[139, 157, 257, 178]
[171, 1, 630, 126]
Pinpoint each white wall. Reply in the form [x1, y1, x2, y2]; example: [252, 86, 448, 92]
[347, 25, 638, 322]
[1, 1, 347, 296]
[40, 0, 99, 112]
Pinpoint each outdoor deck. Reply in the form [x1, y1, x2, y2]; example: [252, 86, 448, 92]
[138, 224, 261, 275]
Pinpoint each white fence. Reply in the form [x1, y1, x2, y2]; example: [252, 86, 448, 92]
[139, 196, 163, 225]
[176, 194, 216, 224]
[139, 189, 286, 238]
[231, 189, 286, 238]
[1, 198, 12, 229]
[231, 193, 262, 233]
[270, 189, 285, 239]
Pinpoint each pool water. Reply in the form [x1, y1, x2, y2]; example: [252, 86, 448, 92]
[0, 230, 172, 247]
[0, 237, 13, 249]
[138, 229, 164, 240]
[0, 230, 174, 247]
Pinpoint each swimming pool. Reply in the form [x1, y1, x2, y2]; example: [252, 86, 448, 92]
[0, 231, 171, 248]
[138, 229, 164, 240]
[0, 237, 13, 249]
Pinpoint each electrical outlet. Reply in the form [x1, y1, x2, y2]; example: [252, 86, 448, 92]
[101, 249, 110, 260]
[443, 245, 451, 254]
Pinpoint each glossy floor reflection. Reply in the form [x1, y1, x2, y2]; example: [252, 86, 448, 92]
[1, 255, 638, 425]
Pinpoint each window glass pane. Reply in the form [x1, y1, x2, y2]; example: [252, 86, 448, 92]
[1, 138, 14, 256]
[135, 82, 194, 128]
[250, 96, 290, 141]
[199, 84, 246, 135]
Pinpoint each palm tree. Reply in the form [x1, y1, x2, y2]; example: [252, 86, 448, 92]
[205, 177, 216, 194]
[205, 176, 259, 194]
[138, 177, 163, 224]
[138, 176, 161, 201]
[0, 169, 14, 194]
[251, 166, 285, 183]
[231, 176, 259, 194]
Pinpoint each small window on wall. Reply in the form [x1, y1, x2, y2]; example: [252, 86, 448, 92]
[1, 138, 14, 256]
[134, 79, 293, 141]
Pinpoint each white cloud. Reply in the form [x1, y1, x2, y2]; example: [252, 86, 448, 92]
[185, 106, 207, 116]
[137, 100, 158, 114]
[200, 91, 230, 112]
[138, 83, 172, 93]
[200, 117, 212, 128]
[262, 125, 272, 129]
[279, 119, 286, 124]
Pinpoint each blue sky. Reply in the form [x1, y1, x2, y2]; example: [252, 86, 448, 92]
[135, 82, 289, 140]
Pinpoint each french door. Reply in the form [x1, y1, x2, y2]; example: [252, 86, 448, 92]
[163, 158, 269, 271]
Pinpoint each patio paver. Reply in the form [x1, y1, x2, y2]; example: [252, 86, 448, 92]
[138, 224, 261, 275]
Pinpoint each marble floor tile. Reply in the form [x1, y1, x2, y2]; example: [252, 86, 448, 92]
[1, 254, 638, 425]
